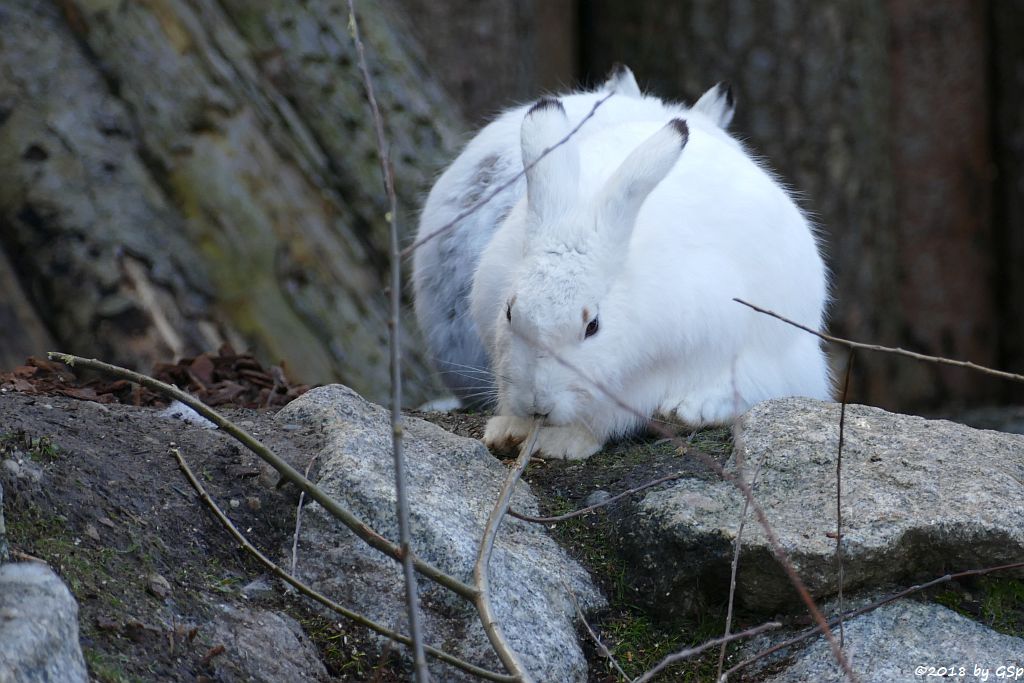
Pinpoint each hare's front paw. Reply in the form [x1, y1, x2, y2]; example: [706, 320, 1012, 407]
[483, 415, 534, 452]
[660, 390, 739, 427]
[483, 418, 603, 460]
[535, 424, 603, 461]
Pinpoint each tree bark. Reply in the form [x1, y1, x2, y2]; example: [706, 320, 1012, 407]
[887, 0, 997, 410]
[396, 0, 576, 125]
[0, 0, 465, 405]
[583, 0, 997, 411]
[0, 0, 228, 371]
[992, 1, 1024, 402]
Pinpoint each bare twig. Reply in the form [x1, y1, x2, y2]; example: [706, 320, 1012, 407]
[834, 350, 855, 647]
[510, 472, 686, 523]
[564, 583, 628, 682]
[170, 447, 513, 682]
[10, 549, 48, 564]
[716, 447, 767, 680]
[345, 1, 427, 678]
[474, 421, 542, 682]
[47, 352, 477, 601]
[633, 620, 782, 683]
[290, 452, 320, 576]
[723, 560, 1024, 679]
[716, 366, 746, 681]
[734, 298, 1024, 384]
[369, 640, 397, 683]
[400, 92, 614, 258]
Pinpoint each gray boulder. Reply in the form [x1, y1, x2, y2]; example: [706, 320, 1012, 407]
[616, 398, 1024, 616]
[0, 562, 88, 683]
[276, 384, 604, 682]
[206, 605, 328, 682]
[743, 600, 1024, 683]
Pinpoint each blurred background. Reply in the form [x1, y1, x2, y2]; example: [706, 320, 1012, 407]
[0, 0, 1020, 417]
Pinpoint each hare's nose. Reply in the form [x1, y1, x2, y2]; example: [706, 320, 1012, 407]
[530, 394, 554, 418]
[531, 411, 550, 420]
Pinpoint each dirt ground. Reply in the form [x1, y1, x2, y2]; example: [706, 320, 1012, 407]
[0, 389, 413, 681]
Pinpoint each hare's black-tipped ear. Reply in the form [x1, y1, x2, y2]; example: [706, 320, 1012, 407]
[602, 63, 642, 98]
[521, 98, 580, 223]
[693, 81, 735, 128]
[597, 119, 689, 248]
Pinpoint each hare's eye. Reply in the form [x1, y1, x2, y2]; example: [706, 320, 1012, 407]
[506, 302, 512, 322]
[585, 317, 599, 339]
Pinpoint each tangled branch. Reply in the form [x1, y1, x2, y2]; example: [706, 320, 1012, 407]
[170, 446, 512, 681]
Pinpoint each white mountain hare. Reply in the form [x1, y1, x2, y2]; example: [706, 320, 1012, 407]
[413, 65, 831, 460]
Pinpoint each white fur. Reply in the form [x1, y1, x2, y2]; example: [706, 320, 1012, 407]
[692, 81, 736, 129]
[413, 66, 830, 459]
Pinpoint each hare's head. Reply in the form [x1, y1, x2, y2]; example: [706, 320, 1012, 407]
[493, 98, 690, 423]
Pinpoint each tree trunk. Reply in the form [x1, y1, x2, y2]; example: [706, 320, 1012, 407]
[583, 0, 997, 411]
[396, 0, 577, 125]
[0, 0, 465, 405]
[887, 0, 997, 410]
[992, 1, 1024, 402]
[0, 0, 229, 371]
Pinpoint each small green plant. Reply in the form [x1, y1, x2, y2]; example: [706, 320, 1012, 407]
[83, 649, 142, 683]
[930, 577, 1024, 638]
[934, 588, 964, 612]
[29, 435, 60, 461]
[211, 575, 243, 594]
[298, 612, 381, 678]
[0, 430, 60, 462]
[597, 609, 726, 681]
[688, 426, 733, 458]
[979, 577, 1024, 635]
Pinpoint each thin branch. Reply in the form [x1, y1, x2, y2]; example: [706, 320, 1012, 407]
[473, 421, 542, 682]
[834, 350, 855, 647]
[723, 560, 1024, 679]
[716, 446, 767, 680]
[564, 582, 628, 682]
[632, 621, 782, 683]
[47, 352, 477, 601]
[345, 1, 427, 678]
[400, 92, 614, 258]
[10, 549, 48, 564]
[733, 298, 1024, 384]
[290, 452, 319, 576]
[716, 367, 746, 682]
[169, 447, 513, 682]
[510, 472, 686, 524]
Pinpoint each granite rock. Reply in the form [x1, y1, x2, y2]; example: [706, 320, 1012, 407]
[615, 398, 1024, 616]
[277, 384, 604, 682]
[743, 600, 1024, 683]
[0, 562, 88, 683]
[206, 604, 328, 682]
